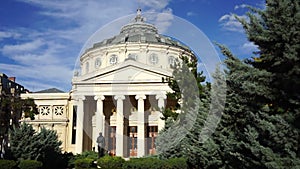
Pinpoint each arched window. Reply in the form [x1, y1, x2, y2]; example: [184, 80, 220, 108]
[95, 58, 101, 68]
[168, 56, 175, 66]
[109, 55, 118, 65]
[149, 53, 158, 65]
[85, 62, 89, 73]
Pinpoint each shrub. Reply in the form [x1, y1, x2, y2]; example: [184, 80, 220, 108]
[0, 160, 16, 169]
[122, 157, 165, 169]
[55, 152, 74, 169]
[97, 155, 125, 169]
[9, 124, 62, 166]
[77, 151, 98, 161]
[74, 158, 95, 169]
[69, 151, 97, 168]
[122, 157, 187, 169]
[166, 158, 187, 169]
[18, 160, 42, 169]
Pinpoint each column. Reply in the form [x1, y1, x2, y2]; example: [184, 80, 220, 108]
[94, 95, 105, 151]
[135, 94, 146, 157]
[156, 94, 166, 132]
[114, 95, 125, 157]
[75, 96, 85, 154]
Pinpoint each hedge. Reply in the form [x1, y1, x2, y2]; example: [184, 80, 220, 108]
[165, 158, 187, 169]
[97, 155, 125, 169]
[74, 158, 95, 169]
[0, 160, 16, 169]
[122, 157, 188, 169]
[18, 160, 43, 169]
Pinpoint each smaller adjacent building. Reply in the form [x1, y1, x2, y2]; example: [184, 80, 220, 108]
[20, 88, 71, 152]
[0, 73, 27, 158]
[0, 73, 26, 96]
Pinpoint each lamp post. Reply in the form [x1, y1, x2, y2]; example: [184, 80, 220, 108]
[0, 122, 6, 159]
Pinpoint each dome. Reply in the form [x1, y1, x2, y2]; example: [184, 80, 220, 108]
[85, 9, 191, 53]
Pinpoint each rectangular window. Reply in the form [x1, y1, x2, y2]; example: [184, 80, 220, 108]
[71, 105, 77, 144]
[128, 126, 138, 157]
[147, 126, 158, 155]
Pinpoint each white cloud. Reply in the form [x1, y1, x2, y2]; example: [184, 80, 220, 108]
[2, 0, 173, 91]
[234, 4, 247, 10]
[0, 31, 21, 41]
[218, 14, 247, 32]
[0, 63, 73, 91]
[1, 39, 44, 56]
[140, 0, 170, 11]
[187, 11, 197, 16]
[152, 8, 174, 33]
[241, 42, 258, 53]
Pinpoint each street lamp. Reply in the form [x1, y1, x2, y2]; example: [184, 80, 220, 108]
[0, 122, 6, 159]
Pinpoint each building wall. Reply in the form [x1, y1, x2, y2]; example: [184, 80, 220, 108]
[20, 93, 71, 152]
[0, 73, 25, 96]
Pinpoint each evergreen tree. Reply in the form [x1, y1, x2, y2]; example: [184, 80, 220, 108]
[238, 0, 300, 126]
[213, 45, 300, 168]
[156, 53, 209, 159]
[157, 0, 300, 168]
[0, 95, 38, 159]
[9, 123, 38, 160]
[161, 55, 207, 122]
[9, 123, 62, 168]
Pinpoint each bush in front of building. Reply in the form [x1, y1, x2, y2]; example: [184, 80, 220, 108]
[18, 160, 43, 169]
[122, 157, 187, 169]
[0, 159, 17, 169]
[69, 151, 98, 168]
[97, 155, 125, 169]
[165, 157, 188, 169]
[74, 158, 96, 169]
[123, 157, 167, 169]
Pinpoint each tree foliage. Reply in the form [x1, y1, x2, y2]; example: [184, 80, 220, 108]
[161, 54, 208, 123]
[9, 123, 62, 168]
[157, 0, 300, 168]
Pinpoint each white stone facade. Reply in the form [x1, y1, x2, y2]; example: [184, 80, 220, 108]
[21, 9, 196, 157]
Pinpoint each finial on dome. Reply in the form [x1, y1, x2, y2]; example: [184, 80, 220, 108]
[135, 8, 144, 22]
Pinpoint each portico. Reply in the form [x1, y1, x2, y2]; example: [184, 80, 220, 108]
[73, 92, 166, 158]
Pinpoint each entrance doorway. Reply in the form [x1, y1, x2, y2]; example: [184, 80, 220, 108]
[108, 126, 116, 156]
[128, 126, 137, 157]
[147, 126, 158, 155]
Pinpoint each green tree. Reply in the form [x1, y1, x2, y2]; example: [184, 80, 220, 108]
[157, 0, 300, 168]
[212, 45, 300, 168]
[157, 54, 210, 160]
[237, 0, 300, 158]
[9, 123, 62, 168]
[238, 0, 300, 127]
[0, 96, 38, 159]
[161, 54, 208, 125]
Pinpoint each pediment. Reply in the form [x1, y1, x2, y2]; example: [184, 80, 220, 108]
[76, 60, 172, 84]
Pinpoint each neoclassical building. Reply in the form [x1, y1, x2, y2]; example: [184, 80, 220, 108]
[21, 9, 196, 158]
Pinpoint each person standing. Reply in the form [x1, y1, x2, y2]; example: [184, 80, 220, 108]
[96, 132, 105, 158]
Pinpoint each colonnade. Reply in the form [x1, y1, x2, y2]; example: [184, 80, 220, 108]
[74, 93, 166, 157]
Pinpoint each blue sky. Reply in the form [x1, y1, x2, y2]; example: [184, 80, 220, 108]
[0, 0, 264, 92]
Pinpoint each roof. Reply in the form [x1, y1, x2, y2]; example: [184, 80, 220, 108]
[34, 88, 65, 93]
[84, 9, 191, 54]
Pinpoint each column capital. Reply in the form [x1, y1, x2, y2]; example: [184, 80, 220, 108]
[135, 94, 146, 100]
[155, 93, 167, 100]
[114, 95, 125, 101]
[94, 95, 105, 101]
[74, 95, 85, 101]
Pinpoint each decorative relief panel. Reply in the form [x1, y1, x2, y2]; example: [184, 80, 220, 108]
[54, 106, 64, 116]
[40, 106, 51, 116]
